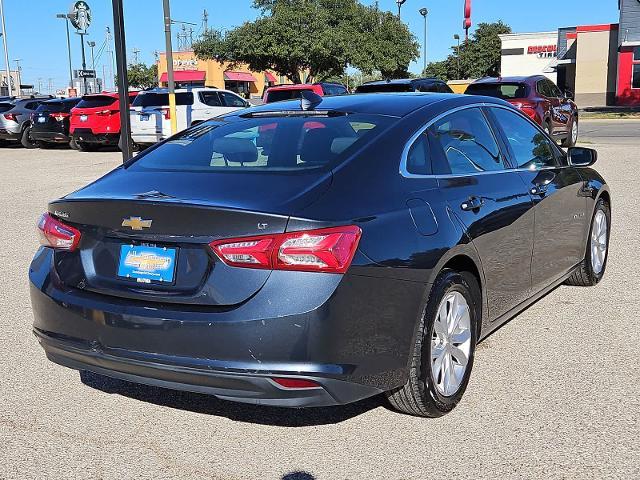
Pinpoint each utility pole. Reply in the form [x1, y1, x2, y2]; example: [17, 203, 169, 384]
[419, 8, 428, 74]
[87, 41, 96, 93]
[202, 9, 208, 33]
[163, 0, 177, 135]
[0, 0, 12, 96]
[106, 27, 115, 90]
[56, 14, 74, 88]
[132, 47, 140, 64]
[13, 58, 20, 95]
[111, 0, 133, 161]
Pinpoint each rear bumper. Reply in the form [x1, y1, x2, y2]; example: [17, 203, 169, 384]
[131, 133, 164, 145]
[34, 328, 379, 407]
[72, 129, 119, 145]
[31, 129, 70, 143]
[29, 248, 426, 408]
[0, 127, 20, 140]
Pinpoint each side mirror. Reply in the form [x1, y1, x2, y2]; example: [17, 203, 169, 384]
[568, 147, 597, 167]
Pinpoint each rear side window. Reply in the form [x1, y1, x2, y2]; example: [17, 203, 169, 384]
[129, 114, 392, 173]
[265, 89, 311, 103]
[491, 108, 558, 170]
[466, 82, 528, 99]
[200, 91, 222, 106]
[219, 91, 247, 107]
[322, 84, 347, 96]
[439, 83, 453, 93]
[0, 103, 12, 113]
[428, 108, 506, 175]
[76, 95, 116, 109]
[132, 92, 194, 107]
[36, 101, 65, 112]
[406, 132, 431, 175]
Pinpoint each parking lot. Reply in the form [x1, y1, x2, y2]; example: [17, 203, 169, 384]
[0, 119, 638, 479]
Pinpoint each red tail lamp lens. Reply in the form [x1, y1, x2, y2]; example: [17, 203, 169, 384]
[271, 378, 321, 389]
[210, 226, 361, 274]
[37, 213, 81, 251]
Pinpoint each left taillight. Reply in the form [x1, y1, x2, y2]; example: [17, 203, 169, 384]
[37, 213, 81, 251]
[210, 225, 362, 274]
[51, 112, 70, 122]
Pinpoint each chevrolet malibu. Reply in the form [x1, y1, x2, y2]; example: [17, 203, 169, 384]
[30, 93, 610, 417]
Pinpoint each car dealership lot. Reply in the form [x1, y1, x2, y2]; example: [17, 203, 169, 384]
[1, 122, 638, 479]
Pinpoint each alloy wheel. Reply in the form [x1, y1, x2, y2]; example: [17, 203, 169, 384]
[590, 209, 608, 275]
[430, 291, 472, 397]
[571, 120, 579, 145]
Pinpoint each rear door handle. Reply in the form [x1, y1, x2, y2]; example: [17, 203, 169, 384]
[460, 196, 484, 211]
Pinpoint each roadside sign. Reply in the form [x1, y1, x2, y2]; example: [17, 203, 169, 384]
[69, 1, 91, 31]
[75, 69, 96, 78]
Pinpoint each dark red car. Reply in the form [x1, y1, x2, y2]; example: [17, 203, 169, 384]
[466, 75, 579, 146]
[69, 91, 138, 151]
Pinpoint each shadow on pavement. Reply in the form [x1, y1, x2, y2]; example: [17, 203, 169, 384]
[282, 472, 316, 480]
[80, 371, 385, 427]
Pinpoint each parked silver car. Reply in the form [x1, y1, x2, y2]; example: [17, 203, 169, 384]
[0, 96, 53, 148]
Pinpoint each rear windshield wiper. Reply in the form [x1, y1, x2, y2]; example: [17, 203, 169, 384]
[240, 110, 349, 118]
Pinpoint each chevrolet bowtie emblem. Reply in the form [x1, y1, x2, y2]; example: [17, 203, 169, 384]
[121, 216, 152, 230]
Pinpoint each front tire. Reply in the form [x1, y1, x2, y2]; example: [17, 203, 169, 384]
[565, 198, 610, 286]
[387, 269, 479, 417]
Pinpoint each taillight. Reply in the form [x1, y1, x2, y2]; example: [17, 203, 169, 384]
[271, 378, 320, 389]
[95, 109, 116, 116]
[512, 102, 538, 120]
[3, 113, 17, 122]
[210, 225, 361, 274]
[51, 112, 70, 122]
[37, 213, 81, 251]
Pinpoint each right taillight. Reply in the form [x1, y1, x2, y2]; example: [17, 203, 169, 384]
[3, 113, 17, 122]
[513, 102, 538, 121]
[210, 225, 361, 274]
[37, 213, 81, 251]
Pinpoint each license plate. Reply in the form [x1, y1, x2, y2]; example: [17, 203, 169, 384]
[139, 113, 150, 121]
[80, 115, 88, 122]
[117, 244, 177, 283]
[37, 116, 46, 123]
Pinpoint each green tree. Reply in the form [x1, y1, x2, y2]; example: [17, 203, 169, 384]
[193, 0, 419, 83]
[124, 63, 158, 89]
[423, 21, 512, 81]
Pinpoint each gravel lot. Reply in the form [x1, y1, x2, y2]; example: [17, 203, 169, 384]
[1, 123, 639, 479]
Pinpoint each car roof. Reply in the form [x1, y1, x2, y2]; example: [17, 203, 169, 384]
[472, 76, 547, 85]
[42, 97, 81, 103]
[360, 78, 442, 87]
[229, 92, 495, 118]
[142, 87, 219, 93]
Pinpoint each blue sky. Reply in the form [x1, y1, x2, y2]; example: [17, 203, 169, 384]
[3, 0, 619, 91]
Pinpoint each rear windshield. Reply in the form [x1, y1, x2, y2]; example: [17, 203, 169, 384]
[465, 82, 529, 99]
[36, 101, 72, 113]
[0, 102, 13, 113]
[265, 89, 313, 103]
[128, 113, 392, 173]
[132, 92, 194, 108]
[76, 95, 116, 109]
[356, 83, 413, 93]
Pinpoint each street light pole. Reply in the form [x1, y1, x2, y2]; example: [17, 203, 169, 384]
[0, 0, 12, 96]
[454, 34, 461, 79]
[76, 30, 88, 94]
[396, 0, 407, 20]
[163, 0, 177, 135]
[56, 14, 73, 88]
[419, 8, 428, 74]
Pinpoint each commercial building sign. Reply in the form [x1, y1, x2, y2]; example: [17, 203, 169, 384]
[527, 44, 557, 55]
[173, 58, 198, 70]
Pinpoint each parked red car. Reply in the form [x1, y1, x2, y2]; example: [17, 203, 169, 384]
[263, 82, 347, 104]
[69, 91, 138, 151]
[466, 75, 579, 146]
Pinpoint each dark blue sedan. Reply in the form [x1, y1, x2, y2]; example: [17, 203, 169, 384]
[29, 92, 610, 416]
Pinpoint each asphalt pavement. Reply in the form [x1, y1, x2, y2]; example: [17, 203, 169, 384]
[0, 123, 639, 479]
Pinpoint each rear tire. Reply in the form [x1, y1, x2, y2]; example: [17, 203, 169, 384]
[20, 125, 37, 149]
[76, 142, 96, 152]
[565, 198, 610, 286]
[386, 269, 479, 417]
[69, 137, 80, 150]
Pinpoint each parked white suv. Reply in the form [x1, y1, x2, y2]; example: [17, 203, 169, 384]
[130, 88, 250, 147]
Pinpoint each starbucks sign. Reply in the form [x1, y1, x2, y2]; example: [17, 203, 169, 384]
[69, 1, 91, 31]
